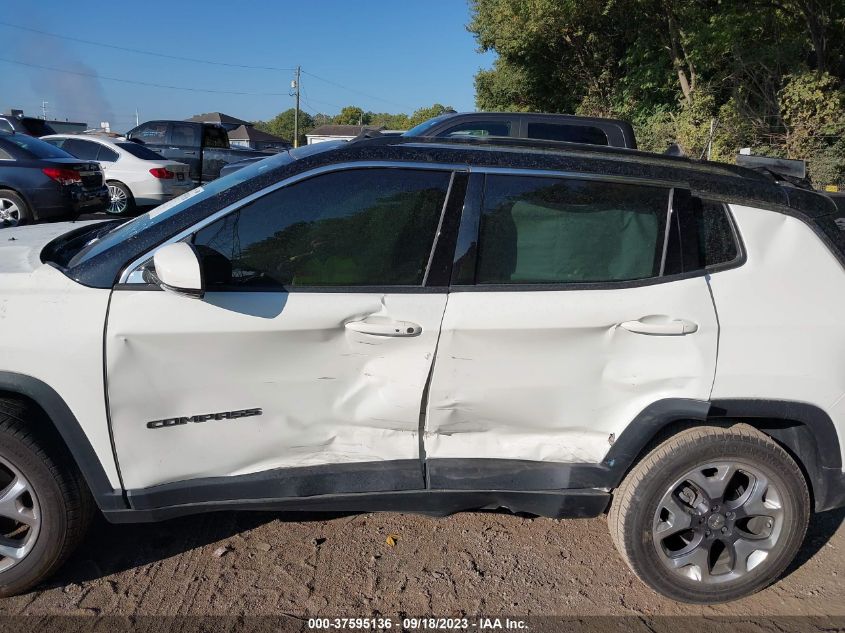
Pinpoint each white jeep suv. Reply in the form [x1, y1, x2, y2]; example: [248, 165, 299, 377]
[0, 136, 843, 603]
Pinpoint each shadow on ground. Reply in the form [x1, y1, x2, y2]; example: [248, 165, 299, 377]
[39, 505, 845, 593]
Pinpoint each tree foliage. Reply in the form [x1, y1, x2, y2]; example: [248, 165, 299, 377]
[253, 108, 314, 146]
[468, 0, 845, 185]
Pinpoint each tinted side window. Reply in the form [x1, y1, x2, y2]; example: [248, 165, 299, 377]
[97, 146, 119, 162]
[476, 175, 669, 284]
[63, 139, 101, 160]
[527, 123, 608, 146]
[192, 168, 451, 288]
[203, 126, 228, 148]
[695, 200, 738, 267]
[171, 124, 199, 147]
[0, 120, 13, 133]
[439, 121, 511, 138]
[133, 123, 169, 144]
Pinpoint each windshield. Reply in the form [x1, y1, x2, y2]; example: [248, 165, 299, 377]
[67, 151, 293, 267]
[403, 114, 455, 137]
[3, 134, 73, 159]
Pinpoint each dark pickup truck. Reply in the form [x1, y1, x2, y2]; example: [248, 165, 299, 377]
[125, 120, 276, 185]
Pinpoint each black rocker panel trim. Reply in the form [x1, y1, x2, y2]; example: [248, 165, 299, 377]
[108, 489, 610, 523]
[0, 371, 126, 511]
[127, 459, 424, 511]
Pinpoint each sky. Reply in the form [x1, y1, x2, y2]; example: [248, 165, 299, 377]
[0, 0, 495, 132]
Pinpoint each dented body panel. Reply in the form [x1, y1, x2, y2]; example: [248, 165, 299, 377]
[710, 205, 845, 468]
[424, 279, 719, 464]
[105, 289, 446, 489]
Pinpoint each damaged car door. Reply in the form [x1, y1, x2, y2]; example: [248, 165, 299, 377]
[424, 173, 720, 484]
[106, 166, 460, 492]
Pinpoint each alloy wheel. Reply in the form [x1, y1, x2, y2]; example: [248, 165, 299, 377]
[107, 184, 129, 214]
[652, 461, 784, 584]
[0, 198, 21, 227]
[0, 455, 41, 572]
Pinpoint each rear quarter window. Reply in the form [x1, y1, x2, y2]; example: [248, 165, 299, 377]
[527, 122, 608, 146]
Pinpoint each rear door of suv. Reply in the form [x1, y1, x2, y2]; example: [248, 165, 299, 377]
[423, 171, 722, 488]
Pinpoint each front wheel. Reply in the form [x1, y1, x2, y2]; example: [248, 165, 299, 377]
[0, 399, 94, 596]
[608, 424, 810, 603]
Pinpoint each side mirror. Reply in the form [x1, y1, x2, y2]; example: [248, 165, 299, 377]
[151, 242, 204, 298]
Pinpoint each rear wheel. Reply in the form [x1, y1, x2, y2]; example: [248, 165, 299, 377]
[106, 181, 135, 215]
[609, 424, 810, 603]
[0, 399, 94, 596]
[0, 190, 32, 227]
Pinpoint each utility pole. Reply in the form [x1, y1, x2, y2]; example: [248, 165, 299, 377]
[292, 65, 301, 148]
[135, 108, 139, 127]
[41, 101, 48, 120]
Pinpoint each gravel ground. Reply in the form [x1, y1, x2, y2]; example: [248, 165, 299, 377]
[0, 506, 841, 620]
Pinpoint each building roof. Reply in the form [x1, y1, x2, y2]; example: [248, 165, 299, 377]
[185, 112, 251, 126]
[227, 124, 289, 144]
[306, 124, 384, 137]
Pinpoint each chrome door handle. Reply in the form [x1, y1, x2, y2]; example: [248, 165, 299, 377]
[620, 318, 698, 335]
[345, 319, 422, 337]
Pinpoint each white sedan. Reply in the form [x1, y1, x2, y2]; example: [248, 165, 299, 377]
[42, 134, 192, 215]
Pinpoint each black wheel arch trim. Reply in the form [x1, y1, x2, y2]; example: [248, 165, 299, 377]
[0, 371, 127, 511]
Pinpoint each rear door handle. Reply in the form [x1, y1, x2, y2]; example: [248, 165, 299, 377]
[345, 319, 422, 337]
[620, 318, 698, 335]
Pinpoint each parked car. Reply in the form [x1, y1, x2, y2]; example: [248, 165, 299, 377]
[124, 120, 274, 185]
[0, 135, 843, 603]
[404, 111, 638, 148]
[42, 135, 192, 215]
[0, 114, 56, 137]
[0, 132, 109, 226]
[219, 112, 639, 177]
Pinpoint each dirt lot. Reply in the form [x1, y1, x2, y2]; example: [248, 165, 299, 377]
[0, 505, 841, 625]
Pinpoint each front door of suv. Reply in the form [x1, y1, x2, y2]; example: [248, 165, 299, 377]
[423, 172, 720, 487]
[106, 166, 465, 494]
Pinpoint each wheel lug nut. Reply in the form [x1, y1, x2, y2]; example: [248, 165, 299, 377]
[705, 530, 711, 537]
[726, 512, 733, 518]
[721, 527, 728, 534]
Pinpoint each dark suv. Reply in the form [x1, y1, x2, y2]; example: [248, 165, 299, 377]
[0, 114, 56, 137]
[403, 112, 637, 148]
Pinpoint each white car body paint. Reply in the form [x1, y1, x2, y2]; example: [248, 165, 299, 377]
[41, 135, 192, 206]
[105, 289, 446, 489]
[709, 205, 845, 468]
[0, 222, 120, 487]
[424, 278, 719, 463]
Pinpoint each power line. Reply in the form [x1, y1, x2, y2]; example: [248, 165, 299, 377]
[0, 58, 291, 96]
[0, 21, 296, 72]
[0, 20, 411, 111]
[302, 70, 411, 110]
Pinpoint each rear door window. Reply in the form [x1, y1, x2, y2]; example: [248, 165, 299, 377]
[62, 138, 101, 161]
[439, 121, 511, 138]
[526, 122, 608, 146]
[116, 142, 165, 160]
[97, 146, 119, 162]
[203, 126, 229, 148]
[476, 174, 669, 284]
[171, 124, 199, 147]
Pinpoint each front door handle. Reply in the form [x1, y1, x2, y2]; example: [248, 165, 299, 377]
[345, 318, 422, 337]
[620, 317, 698, 335]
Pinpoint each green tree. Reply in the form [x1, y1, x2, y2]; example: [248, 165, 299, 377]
[334, 106, 370, 125]
[408, 103, 455, 128]
[254, 108, 314, 146]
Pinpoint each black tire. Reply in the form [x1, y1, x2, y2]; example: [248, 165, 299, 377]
[106, 181, 135, 215]
[0, 399, 95, 596]
[0, 189, 33, 227]
[608, 424, 810, 603]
